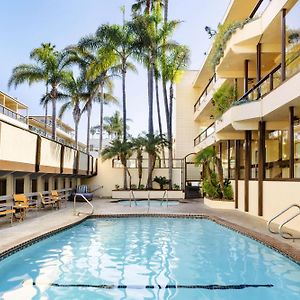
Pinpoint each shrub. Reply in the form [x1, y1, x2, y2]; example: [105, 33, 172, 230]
[115, 184, 120, 190]
[130, 184, 137, 190]
[202, 172, 222, 199]
[139, 184, 145, 190]
[213, 83, 236, 116]
[223, 185, 233, 200]
[153, 176, 170, 190]
[173, 184, 180, 190]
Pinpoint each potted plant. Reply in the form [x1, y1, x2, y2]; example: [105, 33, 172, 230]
[153, 176, 170, 190]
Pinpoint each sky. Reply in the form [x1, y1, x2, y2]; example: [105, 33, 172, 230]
[0, 0, 230, 144]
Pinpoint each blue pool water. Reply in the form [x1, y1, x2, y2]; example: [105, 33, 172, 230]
[0, 218, 300, 299]
[120, 200, 179, 207]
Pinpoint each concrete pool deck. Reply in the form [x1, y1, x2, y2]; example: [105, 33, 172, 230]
[1, 198, 300, 263]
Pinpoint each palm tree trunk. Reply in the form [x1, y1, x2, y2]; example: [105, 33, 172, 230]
[148, 63, 154, 136]
[99, 86, 104, 151]
[74, 121, 79, 150]
[164, 0, 169, 24]
[122, 66, 127, 142]
[86, 104, 92, 154]
[168, 83, 174, 188]
[51, 97, 56, 140]
[44, 84, 48, 135]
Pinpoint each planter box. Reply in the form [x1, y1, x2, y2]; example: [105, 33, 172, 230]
[204, 197, 235, 209]
[112, 190, 185, 200]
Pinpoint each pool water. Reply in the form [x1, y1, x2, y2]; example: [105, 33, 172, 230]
[120, 200, 179, 207]
[0, 218, 300, 299]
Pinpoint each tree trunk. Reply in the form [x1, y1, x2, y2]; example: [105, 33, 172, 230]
[168, 83, 174, 189]
[155, 75, 166, 167]
[86, 104, 92, 154]
[147, 154, 156, 189]
[44, 84, 48, 135]
[137, 151, 143, 189]
[73, 105, 81, 150]
[122, 66, 127, 142]
[74, 121, 79, 150]
[99, 86, 104, 151]
[121, 156, 128, 190]
[164, 0, 169, 24]
[148, 63, 154, 136]
[51, 96, 56, 140]
[215, 157, 225, 197]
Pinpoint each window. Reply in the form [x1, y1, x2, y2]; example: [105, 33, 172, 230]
[54, 178, 58, 190]
[44, 179, 49, 191]
[31, 179, 37, 193]
[0, 179, 7, 196]
[15, 178, 24, 194]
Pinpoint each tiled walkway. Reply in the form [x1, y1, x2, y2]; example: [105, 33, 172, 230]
[1, 198, 300, 262]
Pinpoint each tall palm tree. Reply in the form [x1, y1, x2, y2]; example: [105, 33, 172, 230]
[58, 73, 86, 149]
[64, 46, 118, 153]
[101, 139, 133, 189]
[30, 43, 56, 134]
[9, 47, 71, 140]
[140, 133, 168, 189]
[163, 45, 190, 188]
[79, 23, 136, 144]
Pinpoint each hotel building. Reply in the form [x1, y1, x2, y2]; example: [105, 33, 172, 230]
[175, 0, 300, 228]
[0, 91, 97, 197]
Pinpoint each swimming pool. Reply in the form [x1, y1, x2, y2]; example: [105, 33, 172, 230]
[0, 217, 300, 299]
[119, 200, 179, 207]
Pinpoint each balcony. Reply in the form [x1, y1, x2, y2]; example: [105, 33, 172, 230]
[194, 123, 216, 147]
[0, 103, 27, 124]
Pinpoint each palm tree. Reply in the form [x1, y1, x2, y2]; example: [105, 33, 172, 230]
[162, 45, 190, 188]
[140, 133, 168, 189]
[64, 46, 118, 153]
[131, 136, 145, 188]
[58, 73, 86, 149]
[101, 139, 133, 189]
[30, 43, 56, 134]
[9, 47, 71, 140]
[79, 23, 136, 144]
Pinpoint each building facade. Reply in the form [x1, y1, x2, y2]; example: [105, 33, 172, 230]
[176, 0, 300, 229]
[0, 91, 97, 197]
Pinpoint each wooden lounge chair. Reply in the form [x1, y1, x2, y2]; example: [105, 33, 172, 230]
[50, 190, 63, 209]
[39, 192, 58, 209]
[13, 194, 33, 221]
[0, 201, 15, 225]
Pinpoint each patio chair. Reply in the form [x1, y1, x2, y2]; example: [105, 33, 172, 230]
[0, 202, 15, 225]
[50, 190, 63, 209]
[39, 192, 58, 209]
[13, 194, 35, 221]
[68, 185, 93, 202]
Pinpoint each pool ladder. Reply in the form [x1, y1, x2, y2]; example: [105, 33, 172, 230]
[160, 190, 169, 207]
[129, 190, 137, 207]
[73, 193, 94, 216]
[267, 204, 300, 240]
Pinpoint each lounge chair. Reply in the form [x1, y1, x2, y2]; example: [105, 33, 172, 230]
[0, 201, 15, 225]
[50, 190, 65, 209]
[39, 192, 58, 209]
[68, 185, 93, 202]
[13, 194, 36, 221]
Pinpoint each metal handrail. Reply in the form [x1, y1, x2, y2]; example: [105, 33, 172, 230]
[279, 211, 300, 240]
[73, 193, 94, 216]
[160, 190, 169, 207]
[129, 190, 137, 207]
[267, 204, 300, 234]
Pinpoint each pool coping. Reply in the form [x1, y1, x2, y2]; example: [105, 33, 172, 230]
[1, 213, 300, 266]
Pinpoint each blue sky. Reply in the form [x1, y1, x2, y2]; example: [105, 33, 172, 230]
[0, 0, 230, 143]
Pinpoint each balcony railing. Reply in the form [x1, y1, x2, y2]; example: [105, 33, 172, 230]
[194, 122, 216, 147]
[194, 74, 217, 113]
[0, 103, 27, 124]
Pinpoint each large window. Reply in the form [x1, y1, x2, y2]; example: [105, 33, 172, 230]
[44, 179, 49, 191]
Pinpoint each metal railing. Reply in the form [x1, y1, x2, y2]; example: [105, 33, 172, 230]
[129, 190, 137, 207]
[194, 122, 216, 146]
[194, 74, 216, 113]
[267, 204, 300, 240]
[0, 103, 27, 124]
[160, 190, 169, 207]
[73, 193, 94, 216]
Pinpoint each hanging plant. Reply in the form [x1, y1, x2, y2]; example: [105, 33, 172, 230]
[209, 18, 253, 71]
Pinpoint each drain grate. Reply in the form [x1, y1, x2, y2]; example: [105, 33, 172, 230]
[32, 282, 273, 290]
